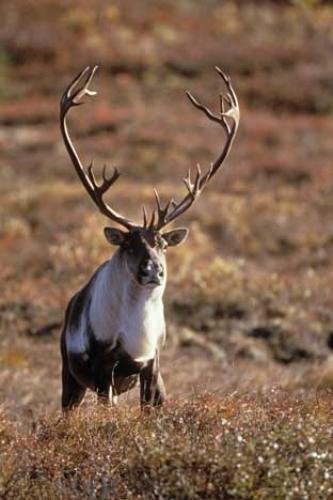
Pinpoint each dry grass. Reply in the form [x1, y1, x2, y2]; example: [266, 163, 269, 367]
[1, 390, 332, 499]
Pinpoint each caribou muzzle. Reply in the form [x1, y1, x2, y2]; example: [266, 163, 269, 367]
[138, 258, 164, 286]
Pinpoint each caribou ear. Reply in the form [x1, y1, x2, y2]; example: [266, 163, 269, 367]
[162, 228, 189, 247]
[104, 227, 126, 246]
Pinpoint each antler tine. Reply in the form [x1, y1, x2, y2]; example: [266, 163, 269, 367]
[153, 188, 165, 228]
[215, 66, 238, 108]
[60, 66, 138, 230]
[102, 164, 108, 182]
[194, 163, 202, 191]
[97, 165, 120, 193]
[75, 66, 97, 101]
[142, 205, 148, 228]
[183, 167, 194, 196]
[67, 66, 91, 93]
[61, 66, 98, 112]
[153, 188, 162, 211]
[219, 94, 230, 133]
[185, 91, 221, 125]
[87, 161, 97, 186]
[153, 188, 178, 230]
[215, 66, 229, 84]
[154, 67, 240, 230]
[148, 209, 156, 229]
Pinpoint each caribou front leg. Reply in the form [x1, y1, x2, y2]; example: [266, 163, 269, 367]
[140, 351, 166, 408]
[96, 381, 118, 406]
[61, 361, 87, 411]
[61, 337, 86, 411]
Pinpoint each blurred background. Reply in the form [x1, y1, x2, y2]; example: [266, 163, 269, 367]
[0, 0, 332, 419]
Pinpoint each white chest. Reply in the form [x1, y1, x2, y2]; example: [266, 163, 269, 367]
[119, 301, 165, 362]
[88, 261, 166, 362]
[90, 299, 165, 362]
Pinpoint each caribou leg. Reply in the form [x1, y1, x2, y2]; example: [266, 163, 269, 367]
[140, 352, 166, 408]
[61, 359, 86, 411]
[60, 331, 86, 411]
[96, 385, 111, 406]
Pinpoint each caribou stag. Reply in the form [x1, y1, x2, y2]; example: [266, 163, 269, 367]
[60, 66, 239, 410]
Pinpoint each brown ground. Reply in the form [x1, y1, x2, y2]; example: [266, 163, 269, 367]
[0, 2, 332, 497]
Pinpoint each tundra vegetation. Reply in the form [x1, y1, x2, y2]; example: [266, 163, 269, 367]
[0, 1, 332, 498]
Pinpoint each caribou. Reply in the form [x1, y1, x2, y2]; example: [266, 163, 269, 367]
[60, 65, 239, 410]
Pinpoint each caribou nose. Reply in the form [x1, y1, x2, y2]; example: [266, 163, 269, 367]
[140, 259, 164, 284]
[140, 259, 154, 275]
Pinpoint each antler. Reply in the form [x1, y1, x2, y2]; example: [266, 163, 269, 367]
[60, 66, 239, 233]
[153, 66, 240, 230]
[60, 66, 138, 230]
